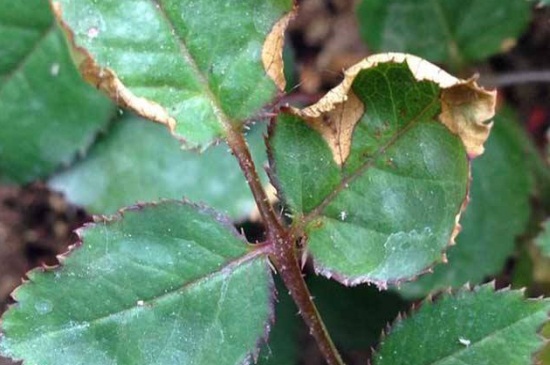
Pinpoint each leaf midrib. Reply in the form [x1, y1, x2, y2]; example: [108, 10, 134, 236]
[300, 97, 439, 227]
[427, 308, 547, 365]
[430, 0, 464, 66]
[150, 0, 234, 132]
[16, 245, 269, 346]
[0, 23, 55, 93]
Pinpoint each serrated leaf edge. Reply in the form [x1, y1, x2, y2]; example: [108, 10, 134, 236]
[368, 282, 550, 365]
[1, 199, 276, 365]
[266, 112, 473, 289]
[245, 263, 277, 365]
[313, 164, 471, 290]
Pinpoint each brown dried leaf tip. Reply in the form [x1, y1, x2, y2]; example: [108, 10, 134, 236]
[291, 91, 364, 166]
[289, 53, 496, 165]
[262, 10, 296, 91]
[439, 80, 495, 158]
[50, 1, 176, 132]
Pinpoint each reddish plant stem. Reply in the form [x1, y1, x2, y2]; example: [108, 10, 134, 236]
[225, 127, 282, 233]
[271, 231, 346, 365]
[226, 126, 345, 365]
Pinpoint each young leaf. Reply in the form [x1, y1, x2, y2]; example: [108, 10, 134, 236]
[0, 0, 114, 183]
[399, 107, 534, 297]
[373, 284, 550, 365]
[357, 0, 531, 68]
[0, 201, 274, 365]
[269, 53, 495, 287]
[51, 0, 294, 148]
[48, 113, 268, 220]
[535, 220, 550, 258]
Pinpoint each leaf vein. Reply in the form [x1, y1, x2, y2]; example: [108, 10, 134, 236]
[0, 23, 56, 95]
[150, 0, 233, 131]
[429, 311, 546, 365]
[16, 245, 269, 346]
[300, 98, 439, 226]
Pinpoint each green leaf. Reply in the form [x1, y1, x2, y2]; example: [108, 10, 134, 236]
[399, 107, 534, 298]
[48, 113, 268, 220]
[53, 0, 293, 148]
[373, 284, 550, 365]
[535, 220, 550, 258]
[357, 0, 531, 67]
[269, 54, 494, 286]
[0, 0, 114, 183]
[308, 275, 407, 352]
[257, 277, 300, 365]
[0, 201, 274, 365]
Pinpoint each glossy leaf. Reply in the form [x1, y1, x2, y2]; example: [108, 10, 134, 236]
[52, 0, 293, 148]
[400, 108, 534, 297]
[0, 0, 114, 183]
[49, 113, 268, 220]
[307, 275, 407, 352]
[0, 201, 273, 365]
[357, 0, 531, 67]
[374, 284, 550, 365]
[269, 54, 495, 286]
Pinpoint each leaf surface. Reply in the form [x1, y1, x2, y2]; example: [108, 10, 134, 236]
[399, 108, 534, 297]
[49, 113, 268, 220]
[52, 0, 293, 148]
[357, 0, 531, 67]
[0, 0, 114, 183]
[269, 53, 495, 286]
[374, 284, 550, 365]
[0, 201, 273, 365]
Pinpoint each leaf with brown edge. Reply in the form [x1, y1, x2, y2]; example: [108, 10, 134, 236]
[50, 0, 295, 148]
[262, 12, 294, 92]
[269, 53, 495, 287]
[289, 53, 495, 165]
[399, 107, 535, 298]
